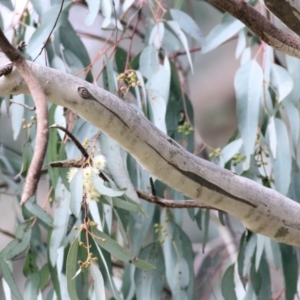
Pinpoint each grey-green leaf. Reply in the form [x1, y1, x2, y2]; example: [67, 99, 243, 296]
[221, 264, 238, 300]
[134, 243, 165, 300]
[91, 227, 155, 270]
[235, 60, 263, 158]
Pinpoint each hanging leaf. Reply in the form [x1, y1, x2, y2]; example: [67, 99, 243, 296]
[85, 0, 101, 26]
[134, 243, 165, 300]
[66, 239, 80, 300]
[271, 64, 293, 102]
[149, 22, 165, 49]
[221, 264, 238, 300]
[69, 168, 83, 218]
[90, 262, 106, 299]
[10, 94, 24, 140]
[92, 173, 126, 197]
[235, 29, 246, 59]
[202, 14, 244, 53]
[139, 45, 159, 79]
[272, 118, 291, 195]
[91, 227, 155, 270]
[49, 179, 71, 266]
[170, 9, 203, 44]
[235, 60, 263, 158]
[167, 20, 194, 73]
[280, 244, 298, 300]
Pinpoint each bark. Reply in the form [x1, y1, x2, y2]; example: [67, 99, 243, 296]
[208, 0, 300, 58]
[264, 0, 300, 36]
[0, 53, 300, 246]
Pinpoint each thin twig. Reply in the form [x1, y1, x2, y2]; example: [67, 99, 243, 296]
[0, 228, 15, 239]
[34, 0, 65, 61]
[136, 188, 219, 210]
[49, 124, 89, 159]
[10, 99, 36, 111]
[169, 46, 202, 59]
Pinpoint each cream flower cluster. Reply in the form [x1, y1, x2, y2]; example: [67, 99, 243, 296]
[67, 154, 106, 202]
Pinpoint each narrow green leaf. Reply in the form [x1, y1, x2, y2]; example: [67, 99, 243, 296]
[202, 14, 244, 53]
[221, 264, 238, 300]
[134, 243, 165, 300]
[272, 118, 291, 195]
[202, 209, 210, 253]
[39, 264, 50, 291]
[24, 197, 53, 227]
[235, 60, 263, 158]
[90, 262, 106, 299]
[49, 178, 71, 266]
[92, 173, 126, 197]
[60, 20, 93, 82]
[280, 244, 298, 300]
[24, 273, 40, 300]
[167, 20, 193, 73]
[66, 239, 80, 300]
[170, 9, 203, 44]
[91, 227, 155, 270]
[0, 260, 22, 300]
[10, 94, 24, 140]
[271, 64, 293, 102]
[70, 168, 83, 218]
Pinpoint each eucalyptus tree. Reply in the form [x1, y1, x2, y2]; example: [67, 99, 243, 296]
[0, 0, 299, 299]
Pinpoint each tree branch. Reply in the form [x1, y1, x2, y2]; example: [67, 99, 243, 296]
[0, 31, 48, 205]
[208, 0, 300, 58]
[0, 53, 300, 246]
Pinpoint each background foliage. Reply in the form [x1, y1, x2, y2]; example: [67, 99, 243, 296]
[0, 0, 299, 299]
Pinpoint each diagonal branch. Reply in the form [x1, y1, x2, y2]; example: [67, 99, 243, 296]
[0, 31, 48, 205]
[208, 0, 300, 58]
[0, 53, 300, 246]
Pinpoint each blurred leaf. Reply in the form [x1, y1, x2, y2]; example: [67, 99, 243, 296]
[92, 173, 126, 197]
[122, 0, 135, 13]
[23, 273, 40, 300]
[85, 0, 100, 26]
[49, 178, 71, 266]
[167, 20, 193, 72]
[101, 132, 140, 203]
[283, 99, 299, 152]
[66, 239, 79, 300]
[139, 45, 158, 79]
[235, 29, 246, 59]
[10, 94, 24, 140]
[91, 227, 155, 270]
[40, 264, 50, 291]
[235, 60, 263, 158]
[202, 209, 210, 252]
[23, 250, 38, 277]
[146, 64, 170, 133]
[20, 142, 33, 177]
[219, 138, 242, 167]
[163, 220, 194, 300]
[272, 118, 291, 195]
[115, 47, 127, 73]
[286, 55, 300, 104]
[255, 234, 265, 271]
[24, 197, 53, 227]
[271, 64, 293, 102]
[221, 264, 238, 300]
[1, 220, 33, 260]
[60, 20, 93, 82]
[149, 22, 165, 49]
[90, 262, 106, 299]
[170, 9, 203, 44]
[280, 244, 298, 300]
[63, 49, 85, 76]
[135, 243, 165, 300]
[31, 0, 47, 16]
[70, 168, 83, 218]
[0, 260, 22, 300]
[27, 2, 70, 54]
[47, 105, 59, 188]
[202, 14, 244, 53]
[0, 0, 13, 10]
[54, 106, 66, 141]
